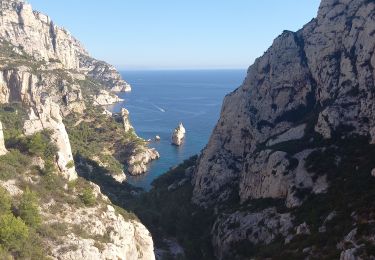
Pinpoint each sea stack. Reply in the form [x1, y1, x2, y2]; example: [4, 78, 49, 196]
[121, 108, 134, 133]
[172, 123, 186, 146]
[0, 121, 8, 156]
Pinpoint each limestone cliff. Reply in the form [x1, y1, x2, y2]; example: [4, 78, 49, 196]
[0, 0, 130, 91]
[191, 0, 375, 258]
[193, 0, 375, 206]
[0, 0, 155, 258]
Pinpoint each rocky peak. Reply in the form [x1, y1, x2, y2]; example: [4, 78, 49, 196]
[0, 0, 130, 91]
[0, 0, 85, 69]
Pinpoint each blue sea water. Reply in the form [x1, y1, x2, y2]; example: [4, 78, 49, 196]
[110, 70, 246, 190]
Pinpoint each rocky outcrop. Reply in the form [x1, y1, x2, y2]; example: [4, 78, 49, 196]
[0, 168, 155, 260]
[45, 186, 155, 260]
[172, 123, 185, 146]
[80, 55, 132, 92]
[121, 108, 134, 133]
[212, 208, 293, 260]
[119, 108, 160, 176]
[23, 95, 78, 181]
[0, 120, 8, 156]
[93, 90, 124, 106]
[127, 148, 160, 175]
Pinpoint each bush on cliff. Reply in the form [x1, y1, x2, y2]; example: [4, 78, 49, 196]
[80, 187, 96, 207]
[19, 188, 42, 228]
[0, 213, 29, 252]
[0, 150, 31, 180]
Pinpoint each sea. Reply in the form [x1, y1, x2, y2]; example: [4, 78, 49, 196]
[110, 69, 246, 190]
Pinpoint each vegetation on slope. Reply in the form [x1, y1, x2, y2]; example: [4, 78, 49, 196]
[87, 130, 375, 260]
[126, 156, 216, 260]
[0, 103, 136, 258]
[64, 103, 147, 180]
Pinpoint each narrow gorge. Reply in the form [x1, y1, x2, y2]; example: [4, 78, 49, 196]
[121, 0, 375, 259]
[1, 0, 375, 259]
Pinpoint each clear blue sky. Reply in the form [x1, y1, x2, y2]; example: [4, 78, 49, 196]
[27, 0, 321, 70]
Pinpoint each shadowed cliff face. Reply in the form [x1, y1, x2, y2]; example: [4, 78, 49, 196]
[192, 0, 375, 207]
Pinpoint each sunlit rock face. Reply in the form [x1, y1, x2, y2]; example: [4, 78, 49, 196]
[193, 0, 375, 207]
[0, 0, 130, 91]
[0, 120, 7, 156]
[0, 0, 84, 69]
[172, 123, 186, 146]
[0, 2, 156, 258]
[191, 0, 375, 258]
[23, 94, 78, 181]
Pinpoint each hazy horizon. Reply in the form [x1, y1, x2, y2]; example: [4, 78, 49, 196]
[27, 0, 320, 70]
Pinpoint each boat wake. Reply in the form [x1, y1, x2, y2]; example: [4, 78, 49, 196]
[152, 104, 166, 113]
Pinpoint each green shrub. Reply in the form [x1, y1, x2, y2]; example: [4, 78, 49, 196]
[0, 150, 31, 180]
[0, 188, 11, 216]
[25, 131, 58, 160]
[66, 160, 75, 169]
[19, 188, 42, 228]
[0, 104, 27, 141]
[0, 213, 29, 252]
[0, 247, 12, 260]
[80, 187, 96, 207]
[113, 205, 139, 221]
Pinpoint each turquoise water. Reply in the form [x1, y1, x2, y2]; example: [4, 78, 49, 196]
[111, 70, 246, 190]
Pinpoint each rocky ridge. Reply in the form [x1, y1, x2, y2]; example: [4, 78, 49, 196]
[189, 0, 375, 258]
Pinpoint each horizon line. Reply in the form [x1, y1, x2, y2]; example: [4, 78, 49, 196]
[116, 67, 248, 71]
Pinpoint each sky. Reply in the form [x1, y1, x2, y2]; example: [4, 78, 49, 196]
[27, 1, 321, 70]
